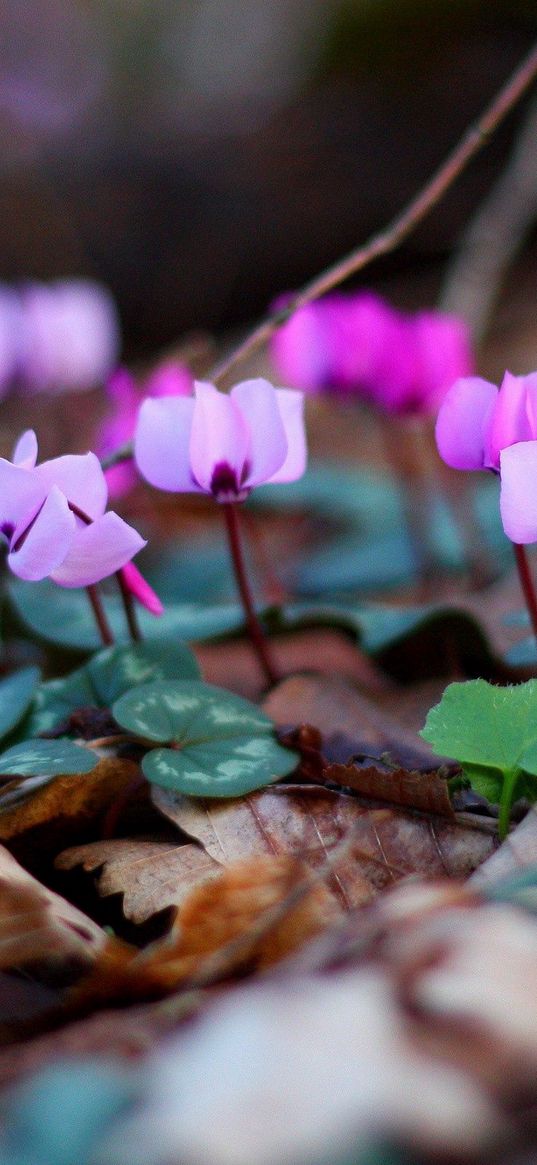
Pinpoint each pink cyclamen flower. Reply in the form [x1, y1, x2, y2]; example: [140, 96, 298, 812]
[271, 291, 473, 415]
[101, 361, 193, 497]
[134, 378, 307, 501]
[435, 370, 537, 543]
[0, 430, 146, 586]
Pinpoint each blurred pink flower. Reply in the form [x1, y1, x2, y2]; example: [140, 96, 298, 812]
[134, 378, 306, 502]
[101, 361, 193, 497]
[19, 280, 120, 393]
[435, 370, 537, 543]
[0, 430, 145, 586]
[271, 291, 473, 415]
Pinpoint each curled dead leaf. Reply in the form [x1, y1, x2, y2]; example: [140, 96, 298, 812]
[56, 838, 222, 925]
[0, 757, 140, 842]
[0, 844, 105, 978]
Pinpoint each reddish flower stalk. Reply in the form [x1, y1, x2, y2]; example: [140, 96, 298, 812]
[513, 543, 537, 650]
[223, 502, 279, 687]
[86, 584, 114, 647]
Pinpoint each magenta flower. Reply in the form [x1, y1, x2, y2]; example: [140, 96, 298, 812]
[134, 378, 307, 501]
[0, 430, 145, 586]
[435, 370, 537, 543]
[101, 361, 193, 496]
[271, 292, 473, 415]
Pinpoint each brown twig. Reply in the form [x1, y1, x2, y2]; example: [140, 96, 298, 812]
[211, 41, 537, 388]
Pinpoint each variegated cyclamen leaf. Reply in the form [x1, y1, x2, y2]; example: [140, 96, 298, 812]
[0, 739, 99, 778]
[112, 680, 298, 798]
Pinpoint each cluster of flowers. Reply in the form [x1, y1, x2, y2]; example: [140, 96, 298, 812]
[271, 291, 473, 415]
[0, 377, 306, 602]
[0, 279, 119, 395]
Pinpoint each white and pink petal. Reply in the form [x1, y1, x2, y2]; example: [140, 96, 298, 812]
[189, 381, 250, 494]
[267, 388, 307, 484]
[8, 486, 76, 581]
[134, 396, 200, 493]
[499, 442, 537, 544]
[50, 511, 145, 587]
[35, 452, 108, 519]
[435, 377, 498, 471]
[231, 379, 288, 487]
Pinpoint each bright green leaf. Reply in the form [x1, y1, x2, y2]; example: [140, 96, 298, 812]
[113, 680, 298, 798]
[0, 667, 41, 742]
[420, 679, 537, 836]
[0, 738, 99, 778]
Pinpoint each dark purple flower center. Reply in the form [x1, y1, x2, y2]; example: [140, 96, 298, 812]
[210, 460, 250, 503]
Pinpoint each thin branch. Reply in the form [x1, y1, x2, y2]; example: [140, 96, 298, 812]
[211, 41, 537, 388]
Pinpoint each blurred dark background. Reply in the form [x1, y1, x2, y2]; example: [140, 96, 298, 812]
[1, 0, 536, 359]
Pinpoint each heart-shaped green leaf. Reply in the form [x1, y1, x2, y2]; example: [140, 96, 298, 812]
[113, 680, 298, 798]
[0, 667, 41, 742]
[421, 678, 537, 836]
[22, 640, 200, 738]
[0, 738, 99, 777]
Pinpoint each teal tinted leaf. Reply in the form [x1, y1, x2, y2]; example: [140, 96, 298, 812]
[8, 577, 244, 651]
[86, 639, 200, 703]
[420, 679, 537, 835]
[0, 738, 98, 777]
[0, 667, 41, 742]
[22, 641, 200, 739]
[113, 680, 298, 797]
[25, 670, 96, 736]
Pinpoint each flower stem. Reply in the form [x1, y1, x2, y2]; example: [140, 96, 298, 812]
[86, 584, 114, 647]
[116, 568, 142, 643]
[223, 502, 279, 687]
[513, 542, 537, 650]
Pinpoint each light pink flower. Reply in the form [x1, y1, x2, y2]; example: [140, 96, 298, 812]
[134, 378, 307, 502]
[435, 370, 537, 543]
[101, 362, 193, 497]
[0, 430, 145, 586]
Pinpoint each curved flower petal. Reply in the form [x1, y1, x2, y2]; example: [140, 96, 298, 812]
[120, 562, 164, 615]
[12, 429, 38, 469]
[35, 452, 108, 519]
[189, 381, 249, 493]
[8, 486, 76, 581]
[488, 371, 535, 469]
[499, 442, 537, 544]
[231, 379, 288, 487]
[435, 377, 498, 470]
[134, 396, 200, 492]
[0, 459, 45, 532]
[50, 511, 145, 587]
[266, 389, 307, 483]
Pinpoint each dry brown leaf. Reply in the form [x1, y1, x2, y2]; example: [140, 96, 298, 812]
[153, 784, 497, 910]
[140, 853, 341, 985]
[263, 673, 440, 766]
[0, 844, 105, 976]
[0, 757, 139, 841]
[196, 627, 391, 701]
[56, 838, 222, 924]
[323, 761, 455, 817]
